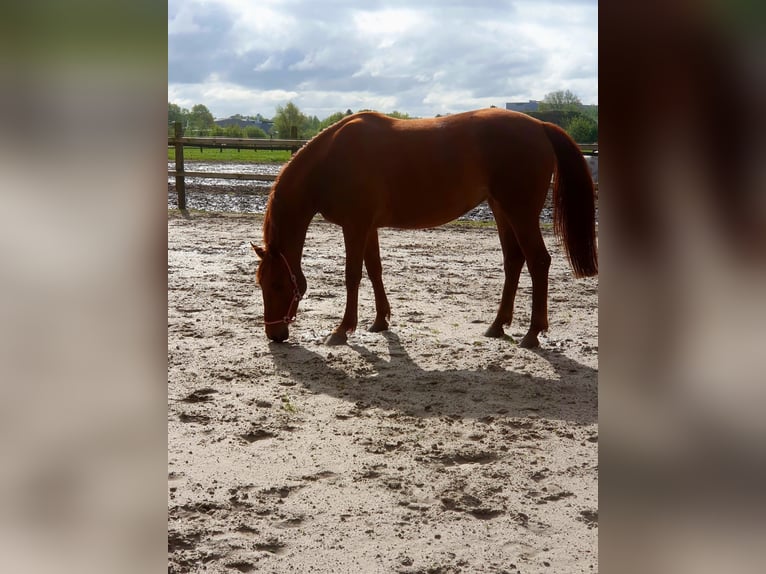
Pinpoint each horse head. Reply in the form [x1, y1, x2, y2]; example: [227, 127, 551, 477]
[252, 243, 306, 343]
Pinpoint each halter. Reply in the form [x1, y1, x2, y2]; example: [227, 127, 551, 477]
[263, 252, 302, 326]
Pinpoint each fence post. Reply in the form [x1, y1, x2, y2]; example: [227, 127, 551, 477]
[174, 121, 186, 210]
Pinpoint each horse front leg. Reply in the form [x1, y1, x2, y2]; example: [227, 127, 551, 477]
[486, 244, 525, 338]
[485, 204, 525, 339]
[364, 230, 390, 332]
[325, 226, 367, 346]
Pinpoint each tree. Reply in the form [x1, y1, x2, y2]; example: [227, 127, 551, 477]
[565, 114, 598, 143]
[244, 126, 267, 138]
[188, 104, 215, 134]
[320, 111, 348, 131]
[168, 102, 187, 125]
[224, 124, 244, 138]
[305, 115, 322, 138]
[539, 90, 583, 112]
[581, 105, 598, 123]
[168, 102, 191, 136]
[273, 101, 309, 138]
[527, 109, 580, 130]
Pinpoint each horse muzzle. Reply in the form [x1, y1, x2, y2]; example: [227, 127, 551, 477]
[266, 323, 289, 343]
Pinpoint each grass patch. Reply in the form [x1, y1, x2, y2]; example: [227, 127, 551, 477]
[281, 395, 298, 413]
[168, 147, 291, 163]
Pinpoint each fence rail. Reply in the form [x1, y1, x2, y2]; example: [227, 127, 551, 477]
[168, 121, 597, 210]
[167, 171, 278, 182]
[168, 121, 307, 209]
[168, 136, 308, 149]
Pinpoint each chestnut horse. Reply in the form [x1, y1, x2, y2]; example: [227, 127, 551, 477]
[252, 108, 597, 347]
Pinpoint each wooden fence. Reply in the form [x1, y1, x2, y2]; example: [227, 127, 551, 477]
[168, 121, 307, 209]
[168, 121, 597, 210]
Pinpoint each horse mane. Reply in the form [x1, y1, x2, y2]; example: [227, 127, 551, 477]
[261, 191, 278, 247]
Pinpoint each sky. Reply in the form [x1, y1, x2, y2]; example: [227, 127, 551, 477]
[168, 0, 597, 120]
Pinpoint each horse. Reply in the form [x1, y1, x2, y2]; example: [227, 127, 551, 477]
[251, 108, 597, 347]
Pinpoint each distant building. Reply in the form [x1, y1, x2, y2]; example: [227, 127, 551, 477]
[505, 100, 541, 113]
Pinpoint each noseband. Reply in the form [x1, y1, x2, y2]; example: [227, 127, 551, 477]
[263, 252, 302, 326]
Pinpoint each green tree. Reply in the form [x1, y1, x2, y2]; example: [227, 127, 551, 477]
[319, 111, 348, 131]
[304, 115, 322, 138]
[244, 126, 267, 138]
[168, 102, 186, 124]
[527, 110, 580, 130]
[539, 90, 583, 112]
[224, 124, 244, 138]
[565, 115, 598, 143]
[188, 104, 215, 134]
[581, 105, 598, 123]
[273, 101, 309, 138]
[168, 102, 190, 136]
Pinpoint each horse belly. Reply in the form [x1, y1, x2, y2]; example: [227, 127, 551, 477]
[383, 184, 488, 229]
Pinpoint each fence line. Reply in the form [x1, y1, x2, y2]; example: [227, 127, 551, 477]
[168, 121, 597, 210]
[167, 171, 278, 182]
[168, 121, 307, 209]
[169, 136, 308, 149]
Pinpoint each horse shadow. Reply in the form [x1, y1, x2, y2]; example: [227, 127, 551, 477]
[268, 331, 596, 425]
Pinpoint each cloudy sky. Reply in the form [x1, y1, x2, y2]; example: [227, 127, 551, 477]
[168, 0, 597, 120]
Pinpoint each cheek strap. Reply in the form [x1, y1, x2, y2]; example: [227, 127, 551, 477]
[263, 252, 302, 325]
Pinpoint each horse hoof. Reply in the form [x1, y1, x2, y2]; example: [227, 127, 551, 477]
[368, 321, 389, 333]
[484, 325, 505, 338]
[325, 332, 348, 346]
[519, 334, 540, 348]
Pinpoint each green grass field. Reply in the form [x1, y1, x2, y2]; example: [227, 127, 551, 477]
[168, 147, 291, 163]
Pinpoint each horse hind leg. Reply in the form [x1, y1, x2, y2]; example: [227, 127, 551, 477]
[364, 230, 391, 332]
[485, 201, 526, 339]
[514, 222, 551, 348]
[487, 165, 552, 348]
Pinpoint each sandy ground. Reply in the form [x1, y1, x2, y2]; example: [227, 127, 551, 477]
[168, 211, 598, 573]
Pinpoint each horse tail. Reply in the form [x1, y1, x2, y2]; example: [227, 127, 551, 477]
[542, 122, 598, 278]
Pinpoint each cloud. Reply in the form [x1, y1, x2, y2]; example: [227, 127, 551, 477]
[168, 0, 597, 118]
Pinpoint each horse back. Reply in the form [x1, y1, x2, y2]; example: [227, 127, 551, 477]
[314, 110, 556, 228]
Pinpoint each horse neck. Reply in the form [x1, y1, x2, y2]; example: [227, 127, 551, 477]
[265, 182, 316, 268]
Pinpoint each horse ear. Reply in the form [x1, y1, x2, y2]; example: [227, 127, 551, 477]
[251, 242, 267, 259]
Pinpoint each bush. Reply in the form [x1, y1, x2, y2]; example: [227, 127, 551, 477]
[224, 125, 244, 138]
[565, 115, 598, 144]
[527, 110, 581, 129]
[244, 126, 267, 138]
